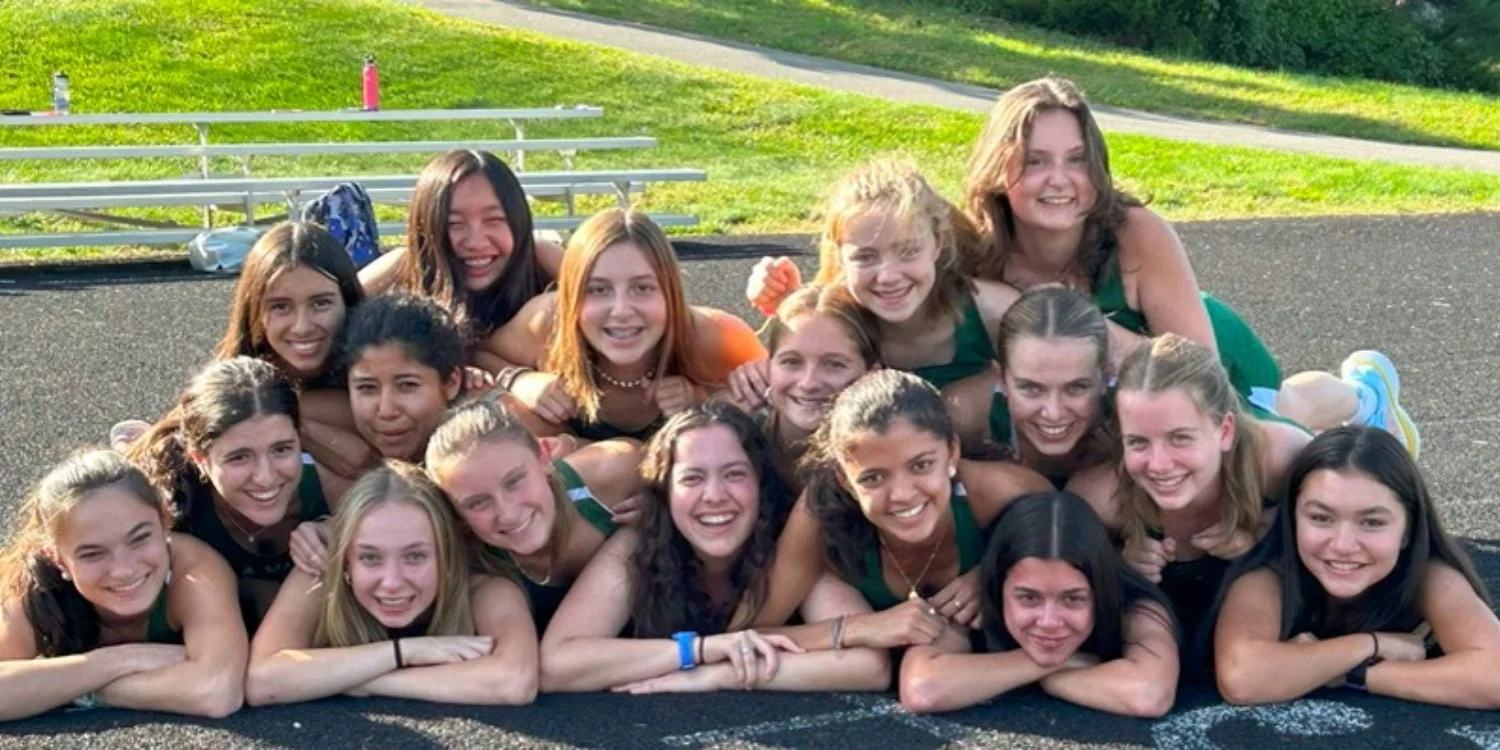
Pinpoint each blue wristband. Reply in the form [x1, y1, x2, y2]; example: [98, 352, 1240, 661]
[673, 631, 698, 670]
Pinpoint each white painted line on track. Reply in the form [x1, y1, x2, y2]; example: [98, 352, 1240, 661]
[657, 701, 904, 746]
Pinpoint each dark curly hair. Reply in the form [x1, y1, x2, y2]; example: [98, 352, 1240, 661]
[800, 370, 957, 582]
[341, 292, 466, 384]
[628, 401, 795, 638]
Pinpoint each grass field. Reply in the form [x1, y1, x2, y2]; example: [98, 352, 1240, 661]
[2, 0, 1500, 261]
[529, 0, 1500, 152]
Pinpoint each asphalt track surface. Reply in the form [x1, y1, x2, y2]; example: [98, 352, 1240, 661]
[3, 214, 1500, 748]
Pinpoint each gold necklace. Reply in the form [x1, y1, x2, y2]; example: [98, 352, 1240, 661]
[214, 498, 271, 545]
[513, 554, 553, 586]
[882, 521, 948, 601]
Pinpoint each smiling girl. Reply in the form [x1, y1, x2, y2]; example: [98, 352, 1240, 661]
[127, 358, 345, 628]
[901, 491, 1179, 716]
[740, 159, 1018, 398]
[425, 398, 641, 630]
[214, 221, 372, 477]
[343, 293, 467, 464]
[745, 284, 880, 482]
[484, 208, 764, 443]
[944, 285, 1121, 508]
[1212, 427, 1500, 708]
[540, 401, 889, 693]
[0, 451, 245, 720]
[359, 150, 562, 343]
[964, 76, 1419, 455]
[1114, 334, 1309, 650]
[246, 461, 536, 706]
[753, 370, 1051, 645]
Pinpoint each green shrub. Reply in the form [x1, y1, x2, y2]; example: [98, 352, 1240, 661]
[959, 0, 1497, 91]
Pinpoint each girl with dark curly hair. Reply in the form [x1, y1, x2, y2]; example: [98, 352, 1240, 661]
[539, 401, 889, 694]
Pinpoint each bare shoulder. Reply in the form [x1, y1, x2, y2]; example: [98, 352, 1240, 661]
[0, 595, 39, 659]
[958, 458, 1052, 526]
[470, 573, 528, 608]
[168, 533, 233, 579]
[358, 247, 405, 296]
[1255, 419, 1312, 487]
[972, 279, 1020, 333]
[1117, 206, 1184, 266]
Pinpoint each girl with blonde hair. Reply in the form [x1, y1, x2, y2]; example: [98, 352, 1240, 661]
[246, 461, 537, 706]
[1114, 334, 1309, 654]
[483, 208, 764, 443]
[737, 159, 1019, 402]
[425, 398, 641, 630]
[0, 451, 245, 720]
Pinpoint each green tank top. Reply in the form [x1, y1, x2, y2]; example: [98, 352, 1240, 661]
[851, 483, 985, 611]
[485, 458, 619, 630]
[145, 585, 180, 645]
[1093, 255, 1298, 427]
[910, 299, 994, 390]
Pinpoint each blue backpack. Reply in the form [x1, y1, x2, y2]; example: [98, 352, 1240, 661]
[300, 182, 380, 268]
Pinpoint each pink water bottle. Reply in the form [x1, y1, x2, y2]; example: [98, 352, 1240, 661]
[361, 56, 380, 111]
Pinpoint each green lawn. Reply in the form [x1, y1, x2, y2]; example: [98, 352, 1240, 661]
[2, 0, 1500, 262]
[529, 0, 1500, 152]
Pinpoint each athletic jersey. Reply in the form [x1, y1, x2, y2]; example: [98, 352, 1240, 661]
[183, 463, 329, 583]
[910, 299, 994, 390]
[145, 584, 180, 645]
[851, 482, 985, 611]
[1093, 253, 1296, 427]
[566, 414, 666, 443]
[484, 459, 618, 630]
[1152, 497, 1274, 662]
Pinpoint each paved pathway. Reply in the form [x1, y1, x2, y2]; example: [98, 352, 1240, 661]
[402, 0, 1500, 175]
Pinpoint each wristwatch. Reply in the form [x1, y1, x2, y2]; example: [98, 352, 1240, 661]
[1345, 656, 1384, 691]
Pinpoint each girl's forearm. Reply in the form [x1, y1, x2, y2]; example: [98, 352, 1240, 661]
[1039, 657, 1175, 718]
[900, 648, 1055, 714]
[352, 655, 538, 705]
[540, 637, 683, 693]
[0, 649, 140, 721]
[245, 642, 398, 706]
[1368, 651, 1500, 709]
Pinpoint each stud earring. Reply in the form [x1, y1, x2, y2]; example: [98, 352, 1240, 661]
[60, 570, 71, 582]
[948, 465, 957, 479]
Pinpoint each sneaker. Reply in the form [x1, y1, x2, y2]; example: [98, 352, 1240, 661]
[1340, 350, 1420, 459]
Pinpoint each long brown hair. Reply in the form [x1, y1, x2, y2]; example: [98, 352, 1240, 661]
[629, 401, 793, 637]
[396, 149, 546, 337]
[1113, 334, 1265, 547]
[315, 462, 475, 646]
[425, 397, 569, 578]
[215, 221, 364, 385]
[544, 209, 712, 423]
[126, 357, 301, 525]
[0, 450, 171, 656]
[815, 158, 977, 323]
[962, 77, 1141, 288]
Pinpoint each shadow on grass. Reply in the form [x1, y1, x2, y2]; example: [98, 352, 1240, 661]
[515, 0, 1494, 151]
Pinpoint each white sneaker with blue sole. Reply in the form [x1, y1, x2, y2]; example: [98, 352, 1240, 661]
[1340, 350, 1421, 459]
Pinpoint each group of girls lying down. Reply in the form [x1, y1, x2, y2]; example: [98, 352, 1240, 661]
[3, 75, 1497, 723]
